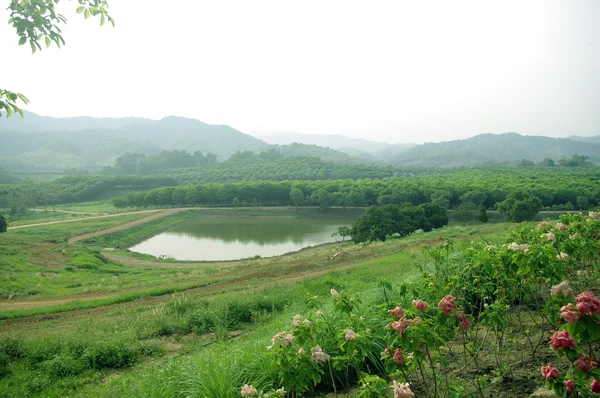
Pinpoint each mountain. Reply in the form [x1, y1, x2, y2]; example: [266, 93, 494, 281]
[569, 135, 600, 144]
[267, 143, 385, 166]
[257, 131, 415, 157]
[0, 113, 268, 171]
[389, 133, 600, 167]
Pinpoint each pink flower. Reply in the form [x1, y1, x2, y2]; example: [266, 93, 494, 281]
[573, 353, 597, 372]
[549, 330, 577, 351]
[344, 329, 357, 341]
[381, 348, 391, 358]
[576, 291, 600, 315]
[393, 348, 405, 365]
[438, 295, 457, 316]
[388, 318, 409, 335]
[455, 311, 470, 331]
[413, 299, 429, 312]
[408, 317, 422, 326]
[541, 363, 559, 381]
[592, 378, 600, 393]
[564, 379, 575, 393]
[560, 303, 581, 324]
[390, 380, 414, 398]
[388, 306, 404, 318]
[557, 252, 569, 261]
[241, 384, 258, 396]
[569, 232, 580, 240]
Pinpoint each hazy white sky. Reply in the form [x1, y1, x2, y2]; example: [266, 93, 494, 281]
[1, 1, 599, 143]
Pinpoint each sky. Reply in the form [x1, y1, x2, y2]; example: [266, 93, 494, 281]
[1, 1, 599, 144]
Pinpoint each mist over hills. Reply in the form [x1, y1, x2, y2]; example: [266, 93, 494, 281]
[388, 133, 600, 167]
[0, 112, 267, 171]
[1, 112, 599, 172]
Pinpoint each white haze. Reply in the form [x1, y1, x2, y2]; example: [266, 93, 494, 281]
[1, 1, 599, 144]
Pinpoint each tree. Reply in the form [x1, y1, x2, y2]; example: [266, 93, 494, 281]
[477, 204, 489, 223]
[0, 215, 7, 233]
[335, 226, 352, 241]
[2, 0, 113, 117]
[289, 187, 304, 208]
[430, 190, 452, 209]
[495, 191, 543, 222]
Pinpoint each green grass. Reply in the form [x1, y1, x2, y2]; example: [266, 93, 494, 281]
[0, 207, 512, 397]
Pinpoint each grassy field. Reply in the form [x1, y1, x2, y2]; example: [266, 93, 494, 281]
[1, 203, 582, 397]
[0, 204, 514, 397]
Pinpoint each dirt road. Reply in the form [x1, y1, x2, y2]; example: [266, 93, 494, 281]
[7, 209, 164, 231]
[67, 208, 190, 243]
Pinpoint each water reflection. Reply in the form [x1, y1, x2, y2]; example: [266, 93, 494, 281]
[129, 215, 355, 261]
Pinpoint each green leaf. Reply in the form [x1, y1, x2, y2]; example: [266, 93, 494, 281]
[30, 41, 37, 54]
[84, 8, 90, 19]
[76, 6, 85, 14]
[100, 14, 106, 26]
[45, 36, 51, 48]
[18, 36, 26, 46]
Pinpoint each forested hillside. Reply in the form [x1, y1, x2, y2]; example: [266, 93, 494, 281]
[388, 133, 600, 166]
[0, 113, 267, 171]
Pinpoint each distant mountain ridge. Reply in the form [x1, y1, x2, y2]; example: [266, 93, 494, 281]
[389, 133, 600, 166]
[1, 113, 599, 172]
[0, 112, 268, 171]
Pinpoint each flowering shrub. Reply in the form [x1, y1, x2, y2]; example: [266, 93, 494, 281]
[544, 289, 600, 396]
[241, 211, 600, 397]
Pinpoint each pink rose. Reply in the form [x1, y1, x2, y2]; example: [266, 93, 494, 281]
[560, 303, 581, 324]
[413, 299, 429, 312]
[563, 379, 575, 393]
[549, 330, 577, 351]
[573, 353, 597, 372]
[388, 306, 405, 318]
[576, 291, 600, 315]
[438, 295, 457, 316]
[388, 318, 409, 335]
[541, 363, 559, 381]
[393, 348, 405, 365]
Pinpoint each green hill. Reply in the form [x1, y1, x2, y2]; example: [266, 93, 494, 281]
[0, 113, 268, 171]
[389, 133, 600, 166]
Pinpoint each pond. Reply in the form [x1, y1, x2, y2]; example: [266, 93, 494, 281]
[129, 211, 358, 261]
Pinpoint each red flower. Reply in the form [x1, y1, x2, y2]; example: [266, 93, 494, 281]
[591, 378, 600, 393]
[388, 306, 404, 318]
[564, 379, 575, 393]
[438, 295, 457, 316]
[549, 330, 577, 350]
[573, 354, 597, 372]
[541, 363, 559, 381]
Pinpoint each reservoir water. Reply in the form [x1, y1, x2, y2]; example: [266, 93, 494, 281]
[129, 211, 358, 261]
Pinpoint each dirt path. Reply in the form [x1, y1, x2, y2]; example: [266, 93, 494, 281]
[67, 208, 190, 243]
[29, 209, 109, 215]
[8, 209, 163, 230]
